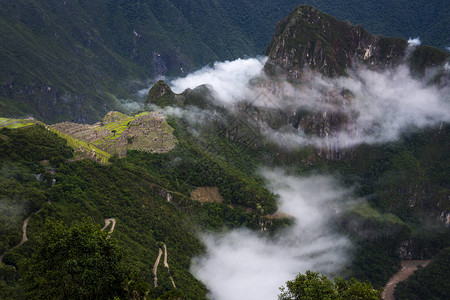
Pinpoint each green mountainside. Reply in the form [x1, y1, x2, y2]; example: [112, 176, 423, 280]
[263, 9, 449, 286]
[0, 3, 449, 299]
[145, 4, 450, 290]
[1, 0, 448, 123]
[0, 119, 284, 298]
[146, 81, 450, 288]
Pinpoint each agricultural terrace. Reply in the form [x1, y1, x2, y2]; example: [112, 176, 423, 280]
[50, 111, 177, 162]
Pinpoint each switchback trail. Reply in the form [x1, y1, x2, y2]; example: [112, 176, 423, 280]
[153, 248, 163, 287]
[152, 243, 176, 289]
[382, 260, 430, 300]
[163, 243, 177, 289]
[1, 216, 116, 266]
[101, 218, 116, 233]
[10, 215, 31, 251]
[0, 207, 43, 265]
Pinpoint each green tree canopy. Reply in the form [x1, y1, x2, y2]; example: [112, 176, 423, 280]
[279, 270, 381, 300]
[23, 220, 127, 300]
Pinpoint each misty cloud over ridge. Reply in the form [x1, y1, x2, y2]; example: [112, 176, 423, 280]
[407, 37, 421, 46]
[154, 53, 450, 300]
[264, 65, 450, 148]
[169, 57, 267, 103]
[191, 170, 352, 300]
[166, 57, 450, 149]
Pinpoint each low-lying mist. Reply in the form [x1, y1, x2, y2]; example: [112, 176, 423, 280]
[264, 65, 450, 148]
[191, 170, 353, 300]
[152, 55, 449, 299]
[164, 56, 449, 149]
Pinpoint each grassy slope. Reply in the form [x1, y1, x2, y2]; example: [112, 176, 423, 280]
[0, 109, 448, 295]
[0, 126, 208, 298]
[0, 116, 284, 297]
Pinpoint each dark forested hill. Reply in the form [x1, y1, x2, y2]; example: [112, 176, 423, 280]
[1, 0, 448, 123]
[301, 0, 449, 50]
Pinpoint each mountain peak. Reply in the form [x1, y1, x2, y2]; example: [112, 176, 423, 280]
[264, 5, 448, 79]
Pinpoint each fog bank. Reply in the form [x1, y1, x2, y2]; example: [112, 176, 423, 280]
[191, 171, 352, 300]
[170, 57, 266, 103]
[166, 57, 450, 148]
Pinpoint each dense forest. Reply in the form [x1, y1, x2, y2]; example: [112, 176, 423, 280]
[0, 120, 287, 298]
[1, 97, 449, 297]
[1, 2, 449, 299]
[394, 247, 450, 300]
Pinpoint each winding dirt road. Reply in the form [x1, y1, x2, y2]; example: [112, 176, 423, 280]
[163, 243, 177, 288]
[382, 260, 430, 300]
[101, 218, 116, 233]
[1, 213, 113, 266]
[0, 214, 32, 265]
[163, 243, 169, 268]
[153, 248, 163, 287]
[152, 243, 176, 289]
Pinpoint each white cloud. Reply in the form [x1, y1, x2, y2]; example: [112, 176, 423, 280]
[169, 57, 267, 103]
[191, 171, 352, 300]
[445, 62, 450, 71]
[407, 37, 421, 46]
[166, 57, 449, 149]
[161, 53, 450, 300]
[152, 105, 216, 126]
[119, 99, 144, 114]
[263, 65, 450, 148]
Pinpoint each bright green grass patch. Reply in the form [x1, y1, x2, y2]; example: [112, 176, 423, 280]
[134, 112, 150, 118]
[4, 122, 36, 129]
[0, 118, 40, 129]
[47, 127, 112, 163]
[102, 117, 133, 130]
[105, 134, 121, 140]
[111, 125, 129, 134]
[96, 116, 136, 140]
[353, 202, 406, 225]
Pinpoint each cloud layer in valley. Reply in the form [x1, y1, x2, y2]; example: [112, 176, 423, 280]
[165, 57, 450, 149]
[191, 170, 353, 300]
[264, 65, 450, 148]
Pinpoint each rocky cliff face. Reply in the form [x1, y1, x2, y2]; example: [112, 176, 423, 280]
[264, 5, 448, 79]
[262, 5, 449, 160]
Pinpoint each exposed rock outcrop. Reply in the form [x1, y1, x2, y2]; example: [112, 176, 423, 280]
[262, 5, 449, 160]
[264, 5, 449, 80]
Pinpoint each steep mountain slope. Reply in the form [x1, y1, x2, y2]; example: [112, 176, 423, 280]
[0, 4, 449, 298]
[1, 0, 448, 124]
[263, 5, 449, 223]
[0, 119, 284, 297]
[262, 6, 449, 287]
[264, 5, 449, 78]
[145, 5, 450, 288]
[0, 126, 207, 298]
